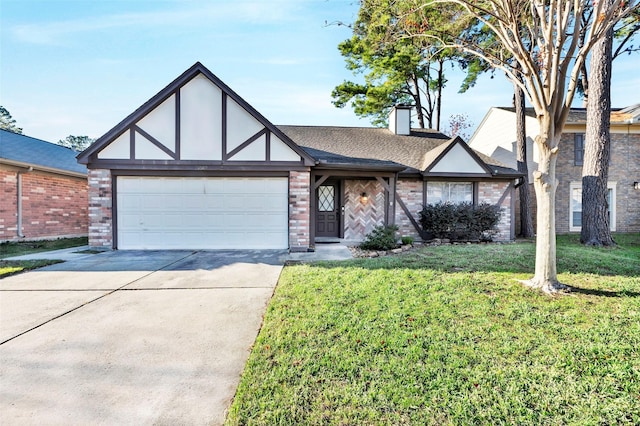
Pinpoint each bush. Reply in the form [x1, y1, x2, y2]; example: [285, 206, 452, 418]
[360, 225, 399, 251]
[401, 236, 414, 245]
[419, 202, 502, 241]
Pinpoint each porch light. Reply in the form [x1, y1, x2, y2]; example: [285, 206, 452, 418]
[360, 192, 369, 204]
[634, 182, 640, 190]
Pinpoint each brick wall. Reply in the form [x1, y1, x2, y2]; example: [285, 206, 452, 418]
[289, 170, 311, 251]
[343, 179, 385, 240]
[0, 165, 87, 241]
[477, 181, 513, 241]
[395, 178, 424, 240]
[88, 169, 113, 248]
[554, 132, 639, 233]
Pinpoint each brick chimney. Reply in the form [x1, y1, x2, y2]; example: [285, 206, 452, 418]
[388, 105, 412, 135]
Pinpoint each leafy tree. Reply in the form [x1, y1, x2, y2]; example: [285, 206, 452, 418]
[332, 0, 472, 129]
[57, 135, 95, 151]
[405, 0, 637, 293]
[0, 106, 23, 134]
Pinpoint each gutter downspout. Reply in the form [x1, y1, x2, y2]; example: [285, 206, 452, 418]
[16, 166, 32, 238]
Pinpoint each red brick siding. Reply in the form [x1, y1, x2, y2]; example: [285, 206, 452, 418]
[289, 170, 311, 251]
[88, 169, 113, 248]
[343, 179, 385, 240]
[395, 178, 424, 240]
[478, 181, 513, 241]
[0, 165, 87, 241]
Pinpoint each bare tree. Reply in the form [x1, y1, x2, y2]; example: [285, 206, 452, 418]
[407, 0, 638, 293]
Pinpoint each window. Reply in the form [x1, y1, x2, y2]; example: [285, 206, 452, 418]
[574, 134, 584, 166]
[427, 182, 473, 204]
[569, 181, 616, 231]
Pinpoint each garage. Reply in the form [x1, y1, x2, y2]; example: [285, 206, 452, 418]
[116, 177, 289, 250]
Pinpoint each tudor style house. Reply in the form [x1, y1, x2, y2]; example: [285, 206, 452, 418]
[78, 62, 522, 251]
[1, 130, 88, 241]
[469, 105, 640, 234]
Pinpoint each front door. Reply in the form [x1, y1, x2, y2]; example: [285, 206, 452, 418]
[316, 182, 340, 237]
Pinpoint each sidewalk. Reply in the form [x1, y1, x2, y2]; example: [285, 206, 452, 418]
[285, 243, 353, 262]
[2, 246, 98, 261]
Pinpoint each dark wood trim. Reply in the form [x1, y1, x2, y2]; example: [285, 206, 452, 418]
[175, 90, 181, 160]
[314, 164, 403, 173]
[112, 175, 118, 249]
[133, 125, 177, 159]
[377, 176, 422, 235]
[265, 131, 271, 162]
[110, 169, 290, 177]
[221, 92, 227, 161]
[226, 128, 268, 160]
[396, 192, 422, 237]
[510, 183, 516, 240]
[88, 160, 309, 172]
[422, 136, 494, 175]
[474, 182, 479, 206]
[129, 129, 135, 160]
[311, 169, 396, 178]
[338, 179, 344, 238]
[313, 175, 330, 190]
[496, 181, 514, 207]
[309, 172, 316, 247]
[78, 62, 316, 167]
[424, 172, 492, 178]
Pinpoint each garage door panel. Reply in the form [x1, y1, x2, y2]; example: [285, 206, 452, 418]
[116, 177, 289, 249]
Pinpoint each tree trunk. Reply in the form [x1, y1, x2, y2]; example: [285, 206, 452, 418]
[435, 59, 444, 131]
[412, 75, 426, 128]
[513, 78, 534, 238]
[524, 119, 568, 294]
[581, 7, 615, 247]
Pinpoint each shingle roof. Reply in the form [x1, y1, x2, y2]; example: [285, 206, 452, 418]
[496, 105, 640, 124]
[0, 129, 87, 175]
[277, 125, 512, 173]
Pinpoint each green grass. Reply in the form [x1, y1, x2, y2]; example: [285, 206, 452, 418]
[227, 234, 640, 425]
[0, 259, 62, 278]
[0, 237, 88, 259]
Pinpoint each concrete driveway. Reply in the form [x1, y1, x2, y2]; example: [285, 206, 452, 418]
[0, 250, 285, 425]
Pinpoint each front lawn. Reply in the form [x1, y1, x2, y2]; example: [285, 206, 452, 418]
[0, 259, 62, 278]
[0, 237, 88, 259]
[227, 234, 640, 425]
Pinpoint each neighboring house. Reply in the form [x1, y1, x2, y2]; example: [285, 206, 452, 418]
[77, 62, 522, 251]
[0, 129, 88, 242]
[469, 105, 640, 234]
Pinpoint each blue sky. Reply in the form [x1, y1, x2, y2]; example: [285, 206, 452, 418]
[1, 0, 639, 143]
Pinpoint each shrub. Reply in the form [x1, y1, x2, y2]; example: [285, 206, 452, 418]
[360, 225, 399, 251]
[419, 202, 502, 241]
[401, 236, 414, 245]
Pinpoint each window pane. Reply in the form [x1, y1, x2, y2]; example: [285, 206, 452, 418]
[427, 182, 472, 204]
[318, 186, 334, 212]
[571, 187, 582, 228]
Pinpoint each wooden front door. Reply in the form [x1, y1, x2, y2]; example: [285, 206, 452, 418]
[316, 182, 340, 237]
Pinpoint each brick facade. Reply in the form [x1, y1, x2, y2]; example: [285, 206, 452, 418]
[554, 131, 639, 233]
[87, 169, 113, 248]
[477, 181, 513, 241]
[343, 179, 385, 240]
[394, 178, 424, 240]
[0, 165, 87, 241]
[392, 177, 514, 242]
[289, 170, 311, 251]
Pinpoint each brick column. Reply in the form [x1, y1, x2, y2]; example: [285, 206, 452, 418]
[289, 170, 311, 252]
[88, 169, 113, 248]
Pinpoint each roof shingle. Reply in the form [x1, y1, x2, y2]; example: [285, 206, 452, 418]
[0, 129, 87, 175]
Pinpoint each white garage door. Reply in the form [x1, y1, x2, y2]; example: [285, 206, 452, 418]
[116, 177, 289, 249]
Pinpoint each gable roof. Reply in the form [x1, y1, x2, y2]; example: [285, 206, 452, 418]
[495, 104, 640, 125]
[78, 62, 314, 166]
[278, 125, 519, 177]
[0, 129, 87, 177]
